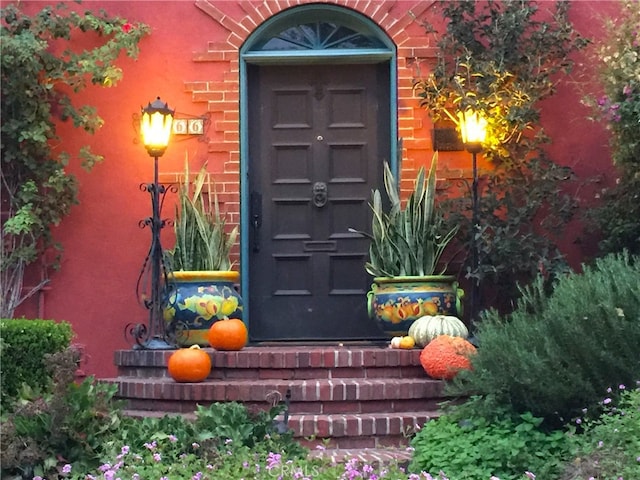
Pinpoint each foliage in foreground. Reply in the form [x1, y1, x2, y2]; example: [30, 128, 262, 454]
[450, 252, 640, 426]
[0, 348, 124, 478]
[409, 403, 572, 480]
[2, 346, 638, 480]
[561, 384, 640, 480]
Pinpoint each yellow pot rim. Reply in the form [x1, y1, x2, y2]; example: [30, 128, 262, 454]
[168, 270, 240, 282]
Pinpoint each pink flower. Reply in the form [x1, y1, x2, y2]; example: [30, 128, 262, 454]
[122, 23, 133, 33]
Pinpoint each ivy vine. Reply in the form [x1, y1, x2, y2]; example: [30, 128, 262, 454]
[1, 2, 150, 317]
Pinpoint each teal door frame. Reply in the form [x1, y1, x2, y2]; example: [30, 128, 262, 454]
[239, 4, 398, 332]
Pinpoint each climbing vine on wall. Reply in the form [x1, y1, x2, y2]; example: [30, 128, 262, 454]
[0, 2, 150, 317]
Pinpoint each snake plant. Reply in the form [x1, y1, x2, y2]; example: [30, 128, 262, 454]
[165, 158, 237, 271]
[351, 152, 458, 277]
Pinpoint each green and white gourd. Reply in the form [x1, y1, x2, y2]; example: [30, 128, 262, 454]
[408, 315, 469, 347]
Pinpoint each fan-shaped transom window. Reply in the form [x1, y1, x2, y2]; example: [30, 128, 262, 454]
[242, 4, 394, 56]
[258, 21, 386, 51]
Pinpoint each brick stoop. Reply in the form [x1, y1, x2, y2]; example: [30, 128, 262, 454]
[107, 345, 450, 450]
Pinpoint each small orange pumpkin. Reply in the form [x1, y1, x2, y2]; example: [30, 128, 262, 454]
[208, 318, 248, 351]
[167, 345, 211, 383]
[419, 334, 476, 380]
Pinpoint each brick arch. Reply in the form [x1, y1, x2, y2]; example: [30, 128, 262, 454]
[189, 0, 440, 266]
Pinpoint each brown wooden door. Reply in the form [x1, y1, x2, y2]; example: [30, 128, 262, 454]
[248, 63, 389, 341]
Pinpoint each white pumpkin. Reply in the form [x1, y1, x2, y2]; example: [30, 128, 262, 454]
[408, 315, 469, 347]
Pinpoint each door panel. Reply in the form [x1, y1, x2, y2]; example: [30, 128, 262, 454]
[248, 64, 389, 341]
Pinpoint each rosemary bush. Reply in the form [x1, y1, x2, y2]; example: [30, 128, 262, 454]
[450, 252, 640, 426]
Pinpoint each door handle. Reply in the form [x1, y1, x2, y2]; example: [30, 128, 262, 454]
[312, 182, 328, 208]
[251, 191, 262, 252]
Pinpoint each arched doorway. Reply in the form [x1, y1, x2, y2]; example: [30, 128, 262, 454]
[240, 5, 396, 342]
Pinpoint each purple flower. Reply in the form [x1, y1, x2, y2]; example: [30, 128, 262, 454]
[62, 464, 72, 474]
[525, 472, 536, 479]
[266, 452, 282, 470]
[619, 384, 626, 390]
[144, 441, 157, 450]
[153, 452, 161, 462]
[169, 434, 178, 442]
[575, 418, 582, 425]
[623, 85, 632, 96]
[603, 397, 612, 405]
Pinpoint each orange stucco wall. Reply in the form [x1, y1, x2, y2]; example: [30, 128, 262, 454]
[13, 0, 617, 378]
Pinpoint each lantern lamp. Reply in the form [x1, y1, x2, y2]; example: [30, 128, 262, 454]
[457, 108, 487, 154]
[141, 97, 174, 158]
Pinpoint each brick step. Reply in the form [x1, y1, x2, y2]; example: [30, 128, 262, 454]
[108, 377, 446, 414]
[110, 376, 443, 403]
[113, 346, 425, 380]
[111, 346, 449, 456]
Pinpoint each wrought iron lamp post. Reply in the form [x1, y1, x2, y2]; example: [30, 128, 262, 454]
[457, 108, 487, 323]
[130, 97, 175, 349]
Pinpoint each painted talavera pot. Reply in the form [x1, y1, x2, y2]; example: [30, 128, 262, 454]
[163, 271, 243, 347]
[367, 275, 464, 337]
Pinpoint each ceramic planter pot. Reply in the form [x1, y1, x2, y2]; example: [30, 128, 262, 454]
[163, 271, 243, 347]
[367, 275, 463, 337]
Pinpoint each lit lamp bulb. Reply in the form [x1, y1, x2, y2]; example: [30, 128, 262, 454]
[141, 97, 174, 157]
[457, 109, 487, 153]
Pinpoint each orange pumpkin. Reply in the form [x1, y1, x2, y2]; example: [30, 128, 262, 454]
[419, 334, 476, 380]
[167, 345, 211, 383]
[208, 318, 248, 351]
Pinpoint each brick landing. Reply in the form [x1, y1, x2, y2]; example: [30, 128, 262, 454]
[108, 345, 451, 451]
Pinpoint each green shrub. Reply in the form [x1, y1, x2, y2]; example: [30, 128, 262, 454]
[451, 252, 640, 425]
[0, 318, 73, 408]
[409, 404, 572, 479]
[1, 347, 125, 479]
